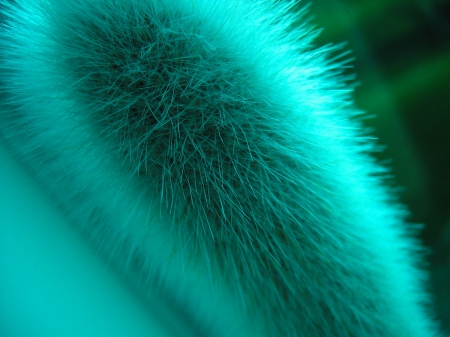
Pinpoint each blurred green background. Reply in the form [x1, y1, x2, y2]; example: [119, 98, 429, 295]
[288, 0, 450, 331]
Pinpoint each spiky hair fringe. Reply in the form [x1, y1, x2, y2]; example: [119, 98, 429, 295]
[0, 0, 445, 336]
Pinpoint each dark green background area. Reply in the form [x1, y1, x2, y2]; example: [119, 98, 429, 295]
[289, 0, 450, 331]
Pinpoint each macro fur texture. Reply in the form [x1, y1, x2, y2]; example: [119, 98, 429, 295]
[0, 0, 445, 336]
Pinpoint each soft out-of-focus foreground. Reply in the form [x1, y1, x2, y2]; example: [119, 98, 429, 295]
[289, 0, 450, 331]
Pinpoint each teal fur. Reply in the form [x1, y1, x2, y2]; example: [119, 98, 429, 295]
[0, 0, 445, 336]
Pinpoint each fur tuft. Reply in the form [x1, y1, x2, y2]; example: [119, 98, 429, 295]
[0, 0, 444, 336]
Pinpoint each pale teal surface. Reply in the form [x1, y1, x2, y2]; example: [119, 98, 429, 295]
[0, 143, 173, 337]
